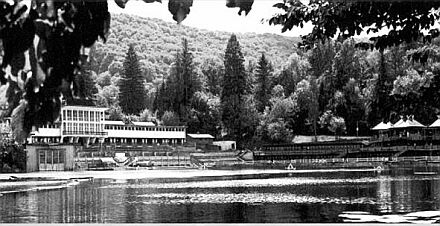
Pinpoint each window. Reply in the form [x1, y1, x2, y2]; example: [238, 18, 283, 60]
[67, 110, 72, 121]
[84, 111, 89, 121]
[39, 150, 46, 164]
[79, 111, 83, 121]
[59, 151, 65, 163]
[91, 112, 95, 121]
[62, 110, 66, 121]
[85, 124, 89, 133]
[73, 111, 78, 121]
[79, 123, 83, 133]
[73, 123, 78, 133]
[53, 150, 59, 164]
[46, 151, 52, 164]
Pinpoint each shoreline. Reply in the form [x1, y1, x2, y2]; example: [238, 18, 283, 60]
[0, 167, 385, 181]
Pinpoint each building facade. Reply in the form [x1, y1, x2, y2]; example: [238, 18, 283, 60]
[30, 105, 187, 145]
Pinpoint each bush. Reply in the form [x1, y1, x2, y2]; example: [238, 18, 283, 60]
[0, 142, 26, 173]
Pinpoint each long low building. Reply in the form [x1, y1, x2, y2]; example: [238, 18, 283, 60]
[30, 105, 187, 145]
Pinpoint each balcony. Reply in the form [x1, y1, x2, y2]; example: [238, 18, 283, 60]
[62, 131, 108, 136]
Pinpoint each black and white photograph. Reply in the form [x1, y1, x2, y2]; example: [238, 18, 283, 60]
[0, 0, 439, 224]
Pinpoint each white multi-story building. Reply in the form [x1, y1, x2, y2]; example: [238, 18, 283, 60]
[30, 105, 186, 145]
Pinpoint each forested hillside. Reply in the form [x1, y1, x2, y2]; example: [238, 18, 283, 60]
[85, 12, 440, 148]
[91, 13, 300, 84]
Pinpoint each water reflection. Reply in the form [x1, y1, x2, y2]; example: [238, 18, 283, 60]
[0, 173, 439, 223]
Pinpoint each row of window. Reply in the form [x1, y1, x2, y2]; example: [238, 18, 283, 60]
[265, 144, 361, 152]
[39, 149, 65, 164]
[104, 125, 185, 132]
[63, 110, 104, 122]
[63, 122, 104, 132]
[40, 124, 60, 129]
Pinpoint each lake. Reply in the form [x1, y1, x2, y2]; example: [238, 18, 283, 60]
[0, 169, 439, 223]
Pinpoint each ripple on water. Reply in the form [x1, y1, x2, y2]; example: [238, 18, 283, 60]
[100, 175, 440, 190]
[339, 211, 440, 224]
[135, 192, 377, 205]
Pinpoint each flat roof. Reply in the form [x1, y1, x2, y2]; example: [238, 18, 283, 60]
[133, 121, 155, 127]
[104, 121, 184, 128]
[62, 105, 108, 111]
[104, 121, 125, 125]
[187, 134, 214, 139]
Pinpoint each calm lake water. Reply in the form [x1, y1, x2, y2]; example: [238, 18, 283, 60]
[0, 170, 439, 223]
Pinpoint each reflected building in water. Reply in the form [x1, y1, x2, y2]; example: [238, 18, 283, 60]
[376, 176, 440, 214]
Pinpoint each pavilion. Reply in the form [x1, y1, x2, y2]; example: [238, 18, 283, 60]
[390, 115, 425, 140]
[427, 115, 440, 140]
[371, 121, 392, 141]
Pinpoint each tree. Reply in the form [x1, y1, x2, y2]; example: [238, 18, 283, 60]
[139, 108, 154, 122]
[254, 53, 272, 112]
[153, 38, 199, 123]
[170, 38, 199, 122]
[161, 111, 180, 126]
[270, 1, 440, 50]
[257, 90, 295, 143]
[201, 58, 223, 96]
[319, 110, 346, 138]
[308, 76, 319, 139]
[221, 34, 249, 144]
[332, 39, 361, 91]
[96, 84, 119, 108]
[74, 60, 98, 102]
[119, 45, 146, 115]
[108, 106, 124, 121]
[292, 79, 314, 134]
[153, 81, 170, 117]
[275, 53, 310, 96]
[187, 91, 222, 137]
[309, 40, 336, 79]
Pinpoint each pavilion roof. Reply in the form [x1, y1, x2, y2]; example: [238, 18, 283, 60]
[371, 122, 392, 130]
[429, 117, 440, 127]
[392, 117, 425, 129]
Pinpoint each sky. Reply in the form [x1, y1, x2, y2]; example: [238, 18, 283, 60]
[108, 0, 313, 37]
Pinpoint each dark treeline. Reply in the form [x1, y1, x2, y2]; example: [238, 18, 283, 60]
[82, 14, 440, 149]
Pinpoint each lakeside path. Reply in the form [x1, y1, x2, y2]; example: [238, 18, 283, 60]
[0, 168, 383, 181]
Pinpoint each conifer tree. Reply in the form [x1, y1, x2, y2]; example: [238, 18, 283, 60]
[254, 53, 272, 112]
[119, 45, 146, 115]
[221, 34, 249, 142]
[159, 38, 199, 123]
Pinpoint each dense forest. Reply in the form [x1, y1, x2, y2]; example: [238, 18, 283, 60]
[76, 13, 440, 148]
[91, 13, 300, 83]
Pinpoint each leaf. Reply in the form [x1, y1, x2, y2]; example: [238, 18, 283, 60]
[114, 0, 129, 8]
[143, 0, 162, 3]
[226, 0, 254, 16]
[168, 0, 193, 24]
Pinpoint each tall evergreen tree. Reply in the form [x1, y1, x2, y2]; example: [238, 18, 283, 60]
[119, 45, 146, 115]
[153, 39, 199, 123]
[254, 53, 272, 112]
[221, 34, 249, 143]
[174, 38, 198, 121]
